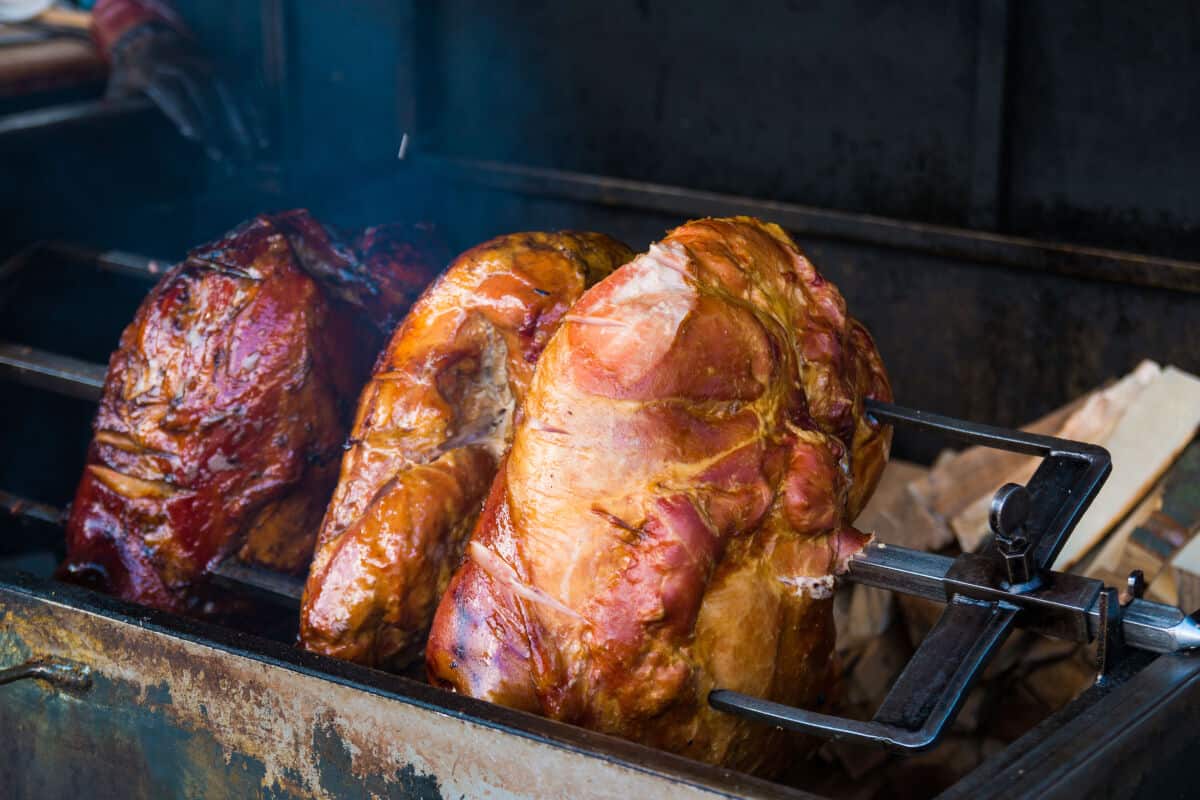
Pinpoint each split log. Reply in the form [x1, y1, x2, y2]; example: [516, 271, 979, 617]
[952, 361, 1160, 553]
[906, 392, 1093, 553]
[1055, 367, 1200, 568]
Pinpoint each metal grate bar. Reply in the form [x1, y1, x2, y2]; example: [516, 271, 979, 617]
[0, 341, 105, 402]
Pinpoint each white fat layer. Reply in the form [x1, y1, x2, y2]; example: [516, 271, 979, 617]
[186, 325, 207, 353]
[469, 541, 583, 621]
[608, 242, 691, 305]
[779, 574, 836, 600]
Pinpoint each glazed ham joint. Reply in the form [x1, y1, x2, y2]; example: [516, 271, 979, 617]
[61, 213, 891, 775]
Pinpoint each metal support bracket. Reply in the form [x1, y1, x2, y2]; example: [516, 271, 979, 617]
[710, 398, 1112, 752]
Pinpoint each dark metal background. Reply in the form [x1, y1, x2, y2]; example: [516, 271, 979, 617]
[4, 2, 1200, 797]
[8, 2, 1200, 259]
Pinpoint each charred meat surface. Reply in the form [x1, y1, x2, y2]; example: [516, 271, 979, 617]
[269, 210, 447, 337]
[299, 232, 633, 670]
[58, 211, 443, 614]
[426, 217, 891, 774]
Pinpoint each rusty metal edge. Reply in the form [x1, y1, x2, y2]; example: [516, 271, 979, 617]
[417, 156, 1200, 294]
[0, 569, 817, 800]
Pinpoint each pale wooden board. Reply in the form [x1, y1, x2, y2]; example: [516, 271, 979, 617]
[833, 583, 894, 653]
[903, 368, 1142, 553]
[1171, 535, 1200, 613]
[1149, 568, 1180, 606]
[837, 459, 926, 651]
[952, 361, 1160, 553]
[854, 458, 966, 553]
[853, 458, 927, 535]
[1054, 366, 1200, 569]
[910, 390, 1094, 522]
[1082, 481, 1165, 577]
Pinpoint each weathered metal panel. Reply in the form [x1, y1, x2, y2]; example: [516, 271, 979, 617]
[0, 575, 810, 800]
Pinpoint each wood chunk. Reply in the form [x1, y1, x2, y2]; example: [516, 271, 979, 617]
[853, 458, 945, 553]
[1149, 569, 1179, 606]
[1122, 517, 1189, 582]
[826, 739, 890, 781]
[834, 584, 895, 654]
[989, 680, 1052, 742]
[1055, 366, 1200, 569]
[853, 459, 927, 536]
[1086, 567, 1132, 596]
[1172, 549, 1200, 614]
[880, 735, 983, 799]
[1159, 441, 1200, 530]
[1151, 440, 1200, 610]
[846, 625, 911, 709]
[906, 387, 1100, 550]
[804, 761, 888, 800]
[898, 484, 956, 552]
[1023, 656, 1094, 710]
[981, 738, 1009, 761]
[919, 397, 1087, 513]
[952, 362, 1160, 554]
[984, 631, 1037, 681]
[951, 685, 988, 734]
[0, 33, 104, 92]
[1084, 482, 1165, 578]
[895, 593, 944, 650]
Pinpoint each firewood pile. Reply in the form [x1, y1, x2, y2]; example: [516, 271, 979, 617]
[802, 361, 1200, 799]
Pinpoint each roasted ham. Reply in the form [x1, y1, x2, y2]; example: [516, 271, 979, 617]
[425, 217, 891, 774]
[58, 211, 444, 614]
[299, 231, 633, 669]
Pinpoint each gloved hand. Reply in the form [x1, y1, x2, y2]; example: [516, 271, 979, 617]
[91, 0, 266, 165]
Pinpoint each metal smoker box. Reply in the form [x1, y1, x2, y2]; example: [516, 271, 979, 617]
[2, 151, 1200, 799]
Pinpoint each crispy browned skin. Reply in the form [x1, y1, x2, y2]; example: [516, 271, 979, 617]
[426, 217, 891, 774]
[58, 211, 443, 614]
[299, 232, 634, 670]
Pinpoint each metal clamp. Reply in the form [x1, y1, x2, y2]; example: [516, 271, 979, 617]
[710, 398, 1112, 752]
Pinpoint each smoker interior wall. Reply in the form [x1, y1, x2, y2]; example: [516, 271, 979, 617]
[417, 1, 977, 227]
[10, 1, 1200, 260]
[404, 1, 1200, 259]
[1004, 2, 1200, 258]
[0, 108, 208, 256]
[417, 1, 1200, 259]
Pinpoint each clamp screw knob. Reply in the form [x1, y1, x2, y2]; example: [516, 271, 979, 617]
[990, 483, 1031, 546]
[990, 483, 1035, 586]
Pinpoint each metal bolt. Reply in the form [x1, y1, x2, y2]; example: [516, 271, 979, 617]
[990, 483, 1035, 586]
[1124, 570, 1146, 605]
[990, 483, 1031, 543]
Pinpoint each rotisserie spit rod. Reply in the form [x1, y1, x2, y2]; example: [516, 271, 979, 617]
[847, 540, 1200, 655]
